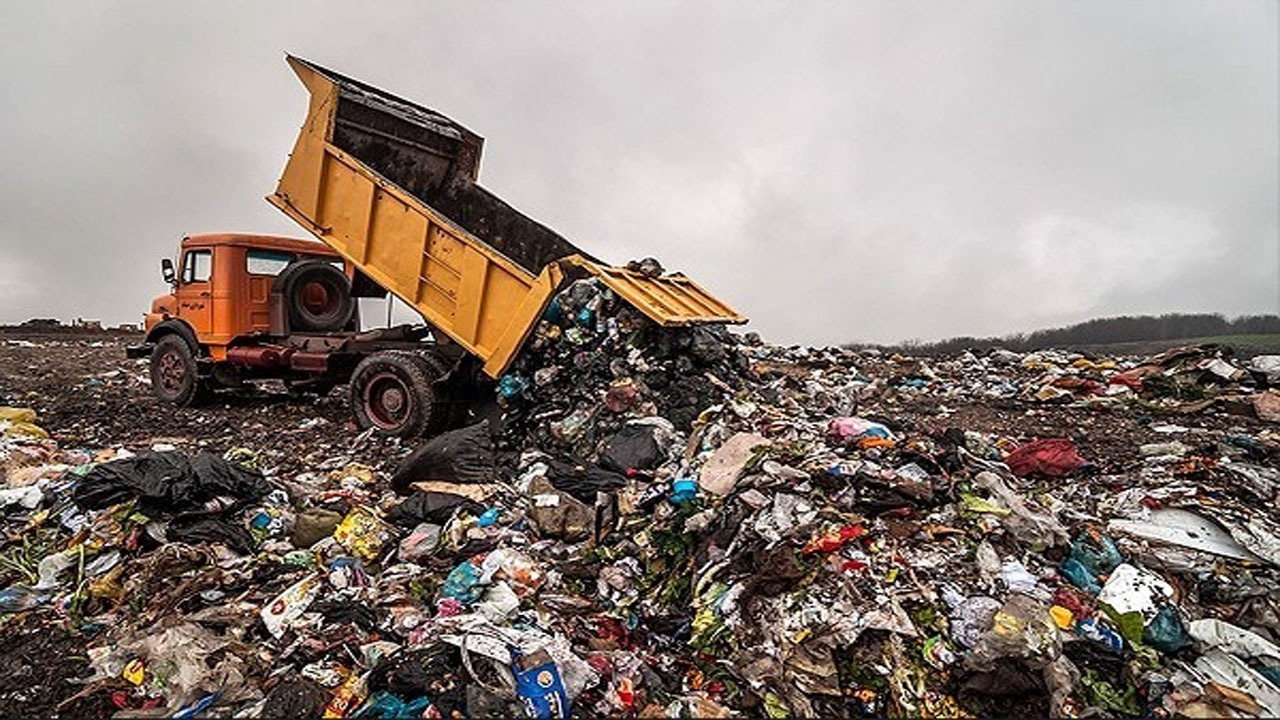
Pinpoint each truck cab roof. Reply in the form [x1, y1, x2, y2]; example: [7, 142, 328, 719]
[182, 233, 341, 257]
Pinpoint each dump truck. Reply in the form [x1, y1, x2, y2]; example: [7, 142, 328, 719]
[130, 56, 744, 437]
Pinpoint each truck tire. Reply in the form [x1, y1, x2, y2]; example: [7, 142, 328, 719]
[349, 351, 442, 438]
[277, 260, 354, 332]
[149, 335, 210, 407]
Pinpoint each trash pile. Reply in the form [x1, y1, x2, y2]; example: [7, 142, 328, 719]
[1011, 344, 1280, 421]
[3, 291, 1280, 717]
[495, 275, 752, 452]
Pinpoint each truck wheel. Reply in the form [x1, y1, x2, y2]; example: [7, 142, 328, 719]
[278, 260, 355, 332]
[349, 351, 440, 437]
[150, 335, 209, 407]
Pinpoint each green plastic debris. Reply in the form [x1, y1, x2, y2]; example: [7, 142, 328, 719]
[959, 492, 1012, 515]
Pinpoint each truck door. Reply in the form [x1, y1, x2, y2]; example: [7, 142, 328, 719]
[177, 248, 214, 337]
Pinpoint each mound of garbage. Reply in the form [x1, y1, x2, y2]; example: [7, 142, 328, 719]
[2, 283, 1280, 718]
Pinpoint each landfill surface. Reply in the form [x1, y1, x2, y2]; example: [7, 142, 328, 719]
[2, 282, 1280, 719]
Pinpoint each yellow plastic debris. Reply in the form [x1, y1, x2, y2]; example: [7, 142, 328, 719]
[122, 658, 145, 686]
[0, 407, 36, 423]
[330, 462, 375, 485]
[1049, 604, 1075, 629]
[0, 407, 48, 438]
[333, 506, 389, 561]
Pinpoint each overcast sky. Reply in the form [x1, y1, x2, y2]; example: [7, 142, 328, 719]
[0, 1, 1275, 345]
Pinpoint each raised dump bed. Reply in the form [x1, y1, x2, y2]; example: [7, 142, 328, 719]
[269, 56, 743, 378]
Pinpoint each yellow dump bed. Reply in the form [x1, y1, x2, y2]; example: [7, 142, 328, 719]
[269, 56, 744, 378]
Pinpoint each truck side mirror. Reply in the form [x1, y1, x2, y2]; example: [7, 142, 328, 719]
[161, 258, 176, 285]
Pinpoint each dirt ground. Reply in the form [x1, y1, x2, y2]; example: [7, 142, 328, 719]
[0, 334, 415, 478]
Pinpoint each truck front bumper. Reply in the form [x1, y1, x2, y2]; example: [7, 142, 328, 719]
[125, 343, 154, 359]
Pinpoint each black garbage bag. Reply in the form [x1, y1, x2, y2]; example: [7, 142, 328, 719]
[312, 597, 381, 632]
[391, 421, 495, 494]
[599, 424, 665, 474]
[368, 645, 467, 717]
[385, 491, 484, 528]
[262, 676, 330, 718]
[546, 460, 626, 504]
[71, 452, 270, 514]
[167, 513, 257, 554]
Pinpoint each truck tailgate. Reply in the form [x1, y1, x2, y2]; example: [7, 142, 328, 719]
[567, 258, 747, 326]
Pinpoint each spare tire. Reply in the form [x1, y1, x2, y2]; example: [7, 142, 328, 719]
[275, 260, 355, 332]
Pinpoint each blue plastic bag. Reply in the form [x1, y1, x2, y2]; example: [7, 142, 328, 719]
[440, 560, 484, 604]
[498, 375, 529, 400]
[1143, 605, 1189, 653]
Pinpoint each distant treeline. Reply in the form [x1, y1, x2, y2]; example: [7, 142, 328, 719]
[854, 313, 1280, 355]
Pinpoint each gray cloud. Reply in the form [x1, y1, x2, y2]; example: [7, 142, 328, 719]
[0, 0, 1275, 344]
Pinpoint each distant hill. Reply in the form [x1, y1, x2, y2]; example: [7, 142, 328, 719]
[1069, 333, 1280, 360]
[0, 317, 142, 337]
[854, 313, 1280, 358]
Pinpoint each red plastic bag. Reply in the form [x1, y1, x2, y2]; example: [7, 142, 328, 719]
[1005, 438, 1086, 477]
[802, 525, 866, 554]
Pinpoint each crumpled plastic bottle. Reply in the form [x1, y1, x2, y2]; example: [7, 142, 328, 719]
[0, 586, 47, 613]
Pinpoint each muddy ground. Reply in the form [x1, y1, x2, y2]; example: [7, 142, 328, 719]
[0, 335, 415, 477]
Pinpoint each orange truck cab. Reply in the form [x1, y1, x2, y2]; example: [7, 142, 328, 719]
[141, 233, 347, 358]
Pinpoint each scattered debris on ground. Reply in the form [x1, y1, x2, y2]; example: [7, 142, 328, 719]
[2, 302, 1278, 717]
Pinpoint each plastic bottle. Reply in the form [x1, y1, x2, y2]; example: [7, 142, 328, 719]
[0, 586, 47, 613]
[670, 478, 698, 504]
